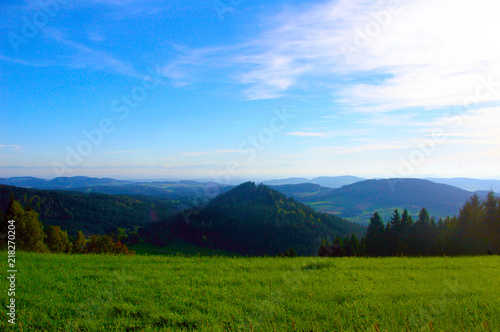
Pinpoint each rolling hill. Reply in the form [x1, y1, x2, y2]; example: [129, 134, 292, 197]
[0, 176, 233, 200]
[263, 175, 365, 188]
[145, 182, 365, 256]
[0, 185, 182, 235]
[273, 178, 483, 225]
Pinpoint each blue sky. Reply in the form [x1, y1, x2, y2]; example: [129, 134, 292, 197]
[1, 0, 500, 181]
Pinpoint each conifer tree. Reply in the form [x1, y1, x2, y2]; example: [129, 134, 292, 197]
[366, 212, 385, 256]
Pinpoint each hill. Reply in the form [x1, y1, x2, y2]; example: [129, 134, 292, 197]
[268, 183, 331, 198]
[262, 177, 311, 186]
[0, 176, 233, 200]
[310, 175, 366, 188]
[426, 177, 500, 192]
[0, 176, 130, 189]
[144, 182, 365, 256]
[0, 185, 182, 235]
[263, 175, 365, 188]
[274, 178, 480, 225]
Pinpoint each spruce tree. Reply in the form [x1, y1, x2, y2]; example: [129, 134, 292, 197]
[366, 212, 385, 256]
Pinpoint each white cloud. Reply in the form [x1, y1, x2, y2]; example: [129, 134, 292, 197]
[287, 131, 327, 138]
[181, 149, 242, 157]
[0, 144, 23, 151]
[166, 0, 500, 108]
[43, 28, 140, 78]
[315, 142, 411, 154]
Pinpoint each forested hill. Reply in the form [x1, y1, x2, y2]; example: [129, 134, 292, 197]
[146, 182, 365, 256]
[273, 178, 480, 224]
[0, 185, 181, 235]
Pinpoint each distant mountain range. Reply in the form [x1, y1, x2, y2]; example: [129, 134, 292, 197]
[1, 176, 497, 227]
[425, 177, 500, 193]
[0, 176, 232, 199]
[271, 178, 488, 225]
[263, 175, 365, 188]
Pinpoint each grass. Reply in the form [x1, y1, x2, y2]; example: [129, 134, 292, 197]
[1, 252, 499, 331]
[127, 239, 238, 257]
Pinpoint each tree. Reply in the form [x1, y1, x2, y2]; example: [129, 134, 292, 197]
[457, 195, 483, 254]
[4, 196, 48, 252]
[365, 212, 385, 256]
[73, 231, 86, 254]
[482, 191, 499, 253]
[399, 209, 413, 255]
[387, 209, 402, 255]
[18, 209, 49, 253]
[46, 225, 72, 253]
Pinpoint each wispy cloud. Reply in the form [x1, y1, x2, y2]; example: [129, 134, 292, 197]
[315, 142, 411, 154]
[0, 54, 57, 67]
[101, 150, 141, 155]
[43, 27, 140, 78]
[286, 128, 370, 139]
[181, 149, 242, 157]
[162, 0, 500, 108]
[286, 131, 327, 138]
[0, 144, 23, 151]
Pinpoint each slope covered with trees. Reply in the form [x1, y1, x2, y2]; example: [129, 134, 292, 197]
[275, 178, 481, 224]
[145, 182, 365, 256]
[0, 185, 181, 235]
[320, 192, 500, 256]
[0, 195, 134, 255]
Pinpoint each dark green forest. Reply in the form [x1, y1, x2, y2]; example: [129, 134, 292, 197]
[0, 194, 134, 255]
[1, 181, 499, 257]
[144, 182, 365, 256]
[321, 192, 500, 257]
[0, 185, 181, 235]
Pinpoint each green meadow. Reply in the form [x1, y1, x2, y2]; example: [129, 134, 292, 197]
[1, 253, 499, 331]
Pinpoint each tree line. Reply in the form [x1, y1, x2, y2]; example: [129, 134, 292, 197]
[320, 192, 500, 256]
[0, 195, 134, 255]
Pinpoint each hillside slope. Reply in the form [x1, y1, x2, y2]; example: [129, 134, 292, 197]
[0, 185, 181, 235]
[275, 179, 479, 225]
[146, 182, 365, 256]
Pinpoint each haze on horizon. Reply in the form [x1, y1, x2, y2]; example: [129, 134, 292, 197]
[2, 0, 500, 181]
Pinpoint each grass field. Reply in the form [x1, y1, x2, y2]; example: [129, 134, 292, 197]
[1, 253, 499, 331]
[127, 239, 238, 257]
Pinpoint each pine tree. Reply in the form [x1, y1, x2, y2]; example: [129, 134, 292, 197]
[387, 209, 402, 255]
[350, 233, 360, 256]
[366, 212, 385, 256]
[482, 191, 499, 253]
[457, 195, 483, 254]
[399, 209, 413, 255]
